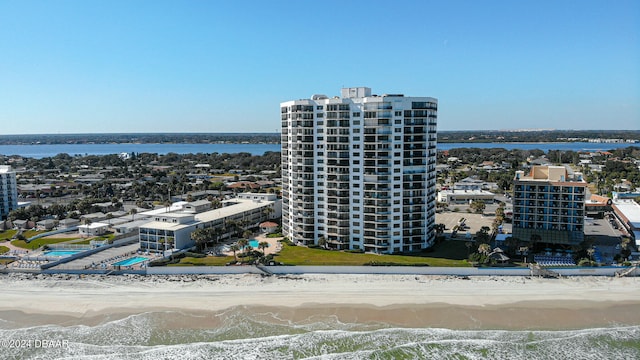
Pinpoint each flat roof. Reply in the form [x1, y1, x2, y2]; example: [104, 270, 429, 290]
[78, 222, 109, 229]
[140, 221, 195, 231]
[196, 199, 274, 223]
[614, 200, 640, 228]
[139, 202, 189, 216]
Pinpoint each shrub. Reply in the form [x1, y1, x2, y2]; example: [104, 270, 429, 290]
[345, 249, 365, 254]
[280, 238, 294, 246]
[183, 251, 205, 258]
[578, 258, 594, 267]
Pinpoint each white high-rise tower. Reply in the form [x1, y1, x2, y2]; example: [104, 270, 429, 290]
[281, 87, 438, 253]
[0, 165, 18, 219]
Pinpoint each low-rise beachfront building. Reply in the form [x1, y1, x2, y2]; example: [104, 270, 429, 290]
[36, 219, 56, 230]
[0, 165, 18, 220]
[58, 218, 80, 229]
[611, 198, 640, 247]
[512, 165, 587, 246]
[437, 189, 495, 205]
[78, 222, 109, 237]
[138, 193, 280, 252]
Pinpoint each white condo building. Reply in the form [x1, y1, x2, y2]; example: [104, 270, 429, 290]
[0, 165, 18, 219]
[281, 87, 438, 253]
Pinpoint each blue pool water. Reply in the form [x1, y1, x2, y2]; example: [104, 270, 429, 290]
[112, 256, 148, 267]
[249, 239, 269, 248]
[43, 250, 82, 257]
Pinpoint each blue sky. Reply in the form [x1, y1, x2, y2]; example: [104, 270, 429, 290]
[0, 0, 638, 134]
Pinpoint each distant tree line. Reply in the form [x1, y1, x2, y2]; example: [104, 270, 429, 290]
[1, 130, 638, 145]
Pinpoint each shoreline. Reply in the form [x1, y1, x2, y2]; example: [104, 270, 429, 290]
[1, 273, 639, 330]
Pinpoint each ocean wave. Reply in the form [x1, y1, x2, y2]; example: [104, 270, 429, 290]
[1, 309, 638, 359]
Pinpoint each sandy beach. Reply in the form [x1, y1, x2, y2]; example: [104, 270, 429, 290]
[1, 273, 639, 330]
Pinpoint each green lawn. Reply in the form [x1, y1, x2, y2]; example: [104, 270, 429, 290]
[169, 256, 235, 266]
[274, 242, 470, 267]
[23, 230, 46, 238]
[11, 237, 75, 249]
[0, 246, 9, 255]
[0, 230, 17, 241]
[163, 240, 472, 267]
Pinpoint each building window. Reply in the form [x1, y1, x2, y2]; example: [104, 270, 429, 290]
[395, 128, 401, 132]
[394, 136, 401, 140]
[317, 113, 324, 118]
[353, 112, 360, 117]
[353, 136, 360, 141]
[395, 111, 402, 116]
[354, 120, 360, 125]
[353, 160, 360, 165]
[317, 105, 323, 110]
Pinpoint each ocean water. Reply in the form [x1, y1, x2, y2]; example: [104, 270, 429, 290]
[1, 308, 638, 360]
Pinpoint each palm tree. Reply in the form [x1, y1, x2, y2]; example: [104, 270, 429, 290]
[192, 228, 209, 252]
[478, 243, 491, 256]
[129, 208, 137, 221]
[229, 244, 240, 262]
[258, 241, 269, 255]
[318, 236, 327, 249]
[263, 206, 274, 219]
[237, 238, 249, 255]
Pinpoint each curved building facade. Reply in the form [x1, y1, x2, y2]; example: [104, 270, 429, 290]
[281, 87, 437, 254]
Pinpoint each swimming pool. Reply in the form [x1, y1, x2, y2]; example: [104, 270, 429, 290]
[249, 239, 269, 248]
[43, 250, 82, 257]
[112, 256, 148, 267]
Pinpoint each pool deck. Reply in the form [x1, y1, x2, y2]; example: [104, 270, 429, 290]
[49, 244, 144, 270]
[219, 233, 283, 257]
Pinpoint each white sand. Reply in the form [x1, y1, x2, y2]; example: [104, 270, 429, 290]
[1, 274, 639, 318]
